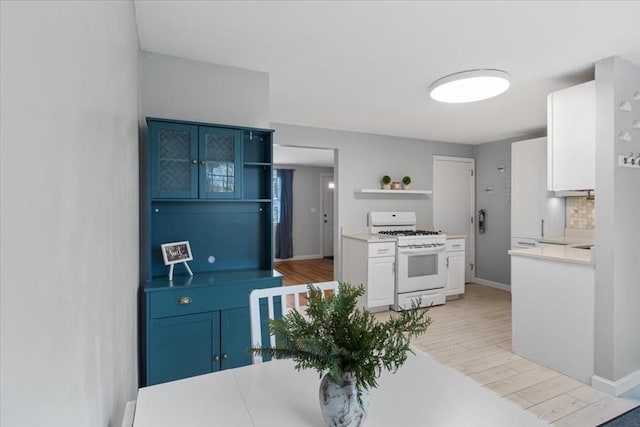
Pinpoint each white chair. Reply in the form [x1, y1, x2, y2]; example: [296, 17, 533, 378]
[249, 281, 340, 363]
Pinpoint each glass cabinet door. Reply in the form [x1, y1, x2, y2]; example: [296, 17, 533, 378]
[150, 121, 199, 199]
[199, 127, 242, 199]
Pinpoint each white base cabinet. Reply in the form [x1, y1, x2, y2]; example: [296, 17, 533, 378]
[511, 255, 594, 383]
[446, 238, 465, 296]
[342, 237, 395, 310]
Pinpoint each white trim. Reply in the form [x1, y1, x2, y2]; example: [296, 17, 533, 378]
[592, 370, 640, 396]
[354, 189, 432, 195]
[473, 278, 511, 292]
[274, 254, 324, 262]
[121, 400, 136, 427]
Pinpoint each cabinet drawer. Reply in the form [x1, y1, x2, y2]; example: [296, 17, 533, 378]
[368, 242, 395, 257]
[511, 237, 539, 249]
[446, 239, 465, 252]
[149, 287, 216, 319]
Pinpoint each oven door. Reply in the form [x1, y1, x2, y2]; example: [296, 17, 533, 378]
[396, 246, 446, 294]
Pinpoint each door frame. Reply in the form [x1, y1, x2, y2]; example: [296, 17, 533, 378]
[319, 173, 335, 258]
[433, 155, 476, 283]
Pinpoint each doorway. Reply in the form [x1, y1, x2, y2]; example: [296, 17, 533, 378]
[433, 156, 476, 282]
[321, 174, 334, 258]
[272, 145, 336, 262]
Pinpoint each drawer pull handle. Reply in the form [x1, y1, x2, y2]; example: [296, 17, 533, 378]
[177, 296, 193, 305]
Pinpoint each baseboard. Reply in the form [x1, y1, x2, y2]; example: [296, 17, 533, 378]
[121, 400, 136, 427]
[592, 370, 640, 396]
[274, 254, 323, 262]
[473, 277, 511, 292]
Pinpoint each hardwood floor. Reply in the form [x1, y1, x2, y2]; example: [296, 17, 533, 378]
[274, 258, 333, 285]
[271, 264, 638, 425]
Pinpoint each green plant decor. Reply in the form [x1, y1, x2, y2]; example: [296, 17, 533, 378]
[381, 175, 391, 185]
[402, 176, 411, 185]
[250, 283, 432, 402]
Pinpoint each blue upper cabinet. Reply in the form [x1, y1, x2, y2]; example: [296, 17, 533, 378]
[150, 121, 199, 199]
[198, 126, 242, 199]
[149, 120, 242, 200]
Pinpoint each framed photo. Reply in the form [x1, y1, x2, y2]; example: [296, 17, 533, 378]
[160, 241, 193, 266]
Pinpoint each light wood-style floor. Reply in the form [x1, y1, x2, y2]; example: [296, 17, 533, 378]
[274, 261, 638, 426]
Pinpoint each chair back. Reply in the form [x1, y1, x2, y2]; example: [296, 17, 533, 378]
[249, 281, 340, 363]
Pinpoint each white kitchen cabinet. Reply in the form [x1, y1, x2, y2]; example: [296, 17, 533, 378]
[341, 236, 395, 311]
[367, 256, 396, 307]
[547, 81, 595, 191]
[511, 137, 565, 244]
[511, 254, 594, 383]
[446, 238, 465, 296]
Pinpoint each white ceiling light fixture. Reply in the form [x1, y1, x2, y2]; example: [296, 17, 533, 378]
[429, 69, 511, 103]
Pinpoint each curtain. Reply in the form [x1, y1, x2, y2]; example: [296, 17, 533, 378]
[276, 169, 294, 259]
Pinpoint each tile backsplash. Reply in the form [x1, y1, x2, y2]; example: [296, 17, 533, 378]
[566, 196, 595, 229]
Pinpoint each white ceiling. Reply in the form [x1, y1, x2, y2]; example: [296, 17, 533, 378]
[134, 1, 640, 145]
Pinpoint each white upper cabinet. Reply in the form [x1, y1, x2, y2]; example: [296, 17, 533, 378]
[547, 81, 595, 191]
[512, 137, 565, 241]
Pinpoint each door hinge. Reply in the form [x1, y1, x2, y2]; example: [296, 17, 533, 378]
[471, 216, 474, 224]
[470, 263, 474, 271]
[471, 169, 474, 177]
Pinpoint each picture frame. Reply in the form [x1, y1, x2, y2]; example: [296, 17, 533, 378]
[160, 241, 193, 266]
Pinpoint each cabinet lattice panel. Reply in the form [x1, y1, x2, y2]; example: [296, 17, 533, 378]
[158, 129, 192, 193]
[205, 134, 235, 192]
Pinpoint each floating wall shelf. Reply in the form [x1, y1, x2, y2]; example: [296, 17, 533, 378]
[355, 189, 432, 195]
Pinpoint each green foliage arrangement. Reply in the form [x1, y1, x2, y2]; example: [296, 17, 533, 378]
[402, 176, 411, 185]
[381, 175, 391, 185]
[250, 283, 432, 399]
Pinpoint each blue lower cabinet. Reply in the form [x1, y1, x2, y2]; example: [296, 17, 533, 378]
[220, 307, 252, 369]
[148, 312, 220, 385]
[143, 270, 283, 386]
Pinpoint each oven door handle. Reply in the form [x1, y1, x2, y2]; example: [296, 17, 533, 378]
[397, 246, 445, 255]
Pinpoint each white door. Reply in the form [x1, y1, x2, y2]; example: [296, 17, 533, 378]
[321, 175, 334, 257]
[433, 156, 475, 282]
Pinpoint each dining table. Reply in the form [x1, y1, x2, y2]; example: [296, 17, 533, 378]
[133, 349, 547, 426]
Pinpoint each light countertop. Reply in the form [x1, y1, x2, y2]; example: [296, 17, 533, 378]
[342, 233, 397, 243]
[538, 235, 594, 246]
[509, 245, 594, 266]
[444, 233, 466, 240]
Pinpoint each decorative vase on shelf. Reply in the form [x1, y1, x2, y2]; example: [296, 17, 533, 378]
[402, 176, 412, 190]
[381, 175, 391, 190]
[390, 181, 401, 190]
[319, 373, 369, 427]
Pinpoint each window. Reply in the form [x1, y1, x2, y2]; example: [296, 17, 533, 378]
[272, 169, 281, 224]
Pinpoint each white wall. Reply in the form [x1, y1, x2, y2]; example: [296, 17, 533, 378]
[140, 52, 270, 128]
[272, 123, 474, 277]
[0, 2, 140, 425]
[593, 56, 640, 392]
[274, 165, 333, 259]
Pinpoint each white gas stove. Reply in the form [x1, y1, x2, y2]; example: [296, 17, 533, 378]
[368, 212, 447, 310]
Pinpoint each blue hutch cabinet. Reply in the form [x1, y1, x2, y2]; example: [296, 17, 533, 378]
[141, 118, 282, 387]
